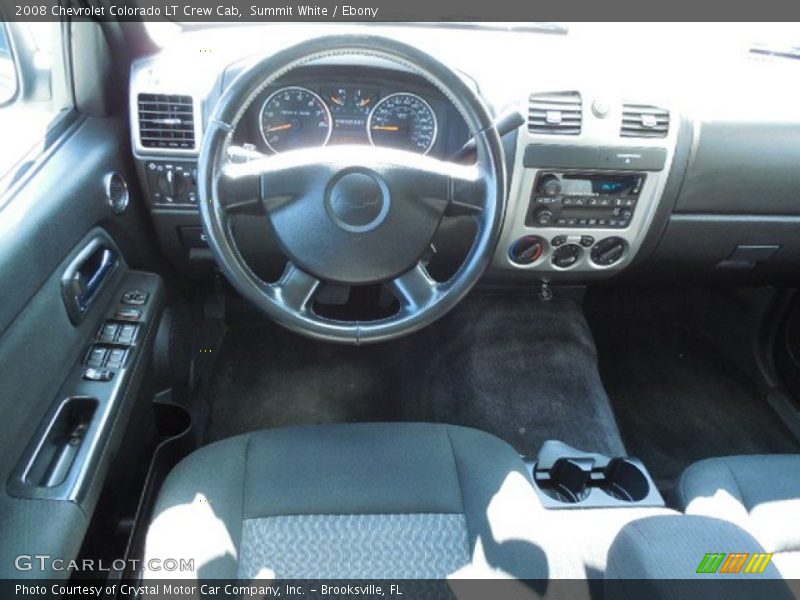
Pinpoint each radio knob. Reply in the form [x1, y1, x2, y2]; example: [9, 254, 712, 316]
[539, 175, 561, 196]
[534, 208, 554, 226]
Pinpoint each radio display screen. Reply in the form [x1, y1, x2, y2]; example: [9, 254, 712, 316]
[561, 174, 640, 196]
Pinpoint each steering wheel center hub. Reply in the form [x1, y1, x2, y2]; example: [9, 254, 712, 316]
[326, 169, 389, 232]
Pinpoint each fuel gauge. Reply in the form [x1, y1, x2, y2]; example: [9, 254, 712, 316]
[353, 89, 379, 115]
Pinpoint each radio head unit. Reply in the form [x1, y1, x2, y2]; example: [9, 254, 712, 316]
[527, 172, 644, 229]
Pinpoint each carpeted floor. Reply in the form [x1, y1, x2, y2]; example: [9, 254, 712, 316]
[585, 287, 800, 499]
[205, 292, 626, 458]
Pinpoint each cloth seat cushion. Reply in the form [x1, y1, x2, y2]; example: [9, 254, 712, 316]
[677, 454, 800, 578]
[143, 422, 548, 580]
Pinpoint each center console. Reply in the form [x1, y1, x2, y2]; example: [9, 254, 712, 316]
[495, 90, 677, 278]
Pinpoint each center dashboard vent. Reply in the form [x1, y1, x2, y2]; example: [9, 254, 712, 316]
[137, 94, 196, 150]
[528, 91, 582, 135]
[621, 103, 669, 138]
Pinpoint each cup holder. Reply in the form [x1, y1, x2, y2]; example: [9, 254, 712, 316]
[538, 458, 592, 503]
[530, 441, 664, 509]
[601, 458, 650, 502]
[154, 402, 191, 440]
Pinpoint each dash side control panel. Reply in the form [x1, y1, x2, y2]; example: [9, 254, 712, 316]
[145, 160, 198, 207]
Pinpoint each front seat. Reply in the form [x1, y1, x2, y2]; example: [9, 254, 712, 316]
[143, 423, 548, 580]
[677, 455, 800, 578]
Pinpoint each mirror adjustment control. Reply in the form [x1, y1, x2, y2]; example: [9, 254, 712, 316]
[122, 290, 149, 305]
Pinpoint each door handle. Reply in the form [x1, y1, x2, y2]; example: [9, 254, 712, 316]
[61, 238, 119, 324]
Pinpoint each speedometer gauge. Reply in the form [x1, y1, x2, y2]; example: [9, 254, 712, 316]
[367, 93, 437, 155]
[259, 86, 332, 153]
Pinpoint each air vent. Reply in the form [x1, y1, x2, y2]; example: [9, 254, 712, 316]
[621, 103, 669, 138]
[528, 92, 582, 135]
[137, 94, 196, 150]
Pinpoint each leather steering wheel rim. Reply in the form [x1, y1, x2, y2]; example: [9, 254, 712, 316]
[198, 35, 506, 344]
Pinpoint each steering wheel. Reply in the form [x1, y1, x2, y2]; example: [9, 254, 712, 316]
[198, 35, 506, 344]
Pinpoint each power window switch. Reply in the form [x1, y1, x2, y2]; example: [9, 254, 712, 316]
[86, 347, 108, 368]
[106, 349, 127, 369]
[99, 323, 119, 343]
[117, 324, 137, 344]
[83, 368, 114, 382]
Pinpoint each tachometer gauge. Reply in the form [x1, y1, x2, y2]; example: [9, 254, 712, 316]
[259, 86, 332, 153]
[367, 92, 437, 155]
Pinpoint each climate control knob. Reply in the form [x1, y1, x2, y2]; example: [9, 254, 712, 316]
[509, 235, 546, 265]
[551, 243, 582, 269]
[590, 237, 627, 266]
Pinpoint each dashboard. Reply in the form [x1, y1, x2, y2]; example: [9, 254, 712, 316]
[129, 26, 800, 286]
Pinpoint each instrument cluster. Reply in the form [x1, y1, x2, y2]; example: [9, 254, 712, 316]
[256, 84, 439, 155]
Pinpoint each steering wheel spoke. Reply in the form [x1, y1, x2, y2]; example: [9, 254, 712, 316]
[390, 262, 442, 312]
[446, 175, 486, 217]
[219, 163, 266, 216]
[273, 262, 321, 313]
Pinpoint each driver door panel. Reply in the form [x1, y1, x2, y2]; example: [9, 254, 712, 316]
[0, 116, 161, 577]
